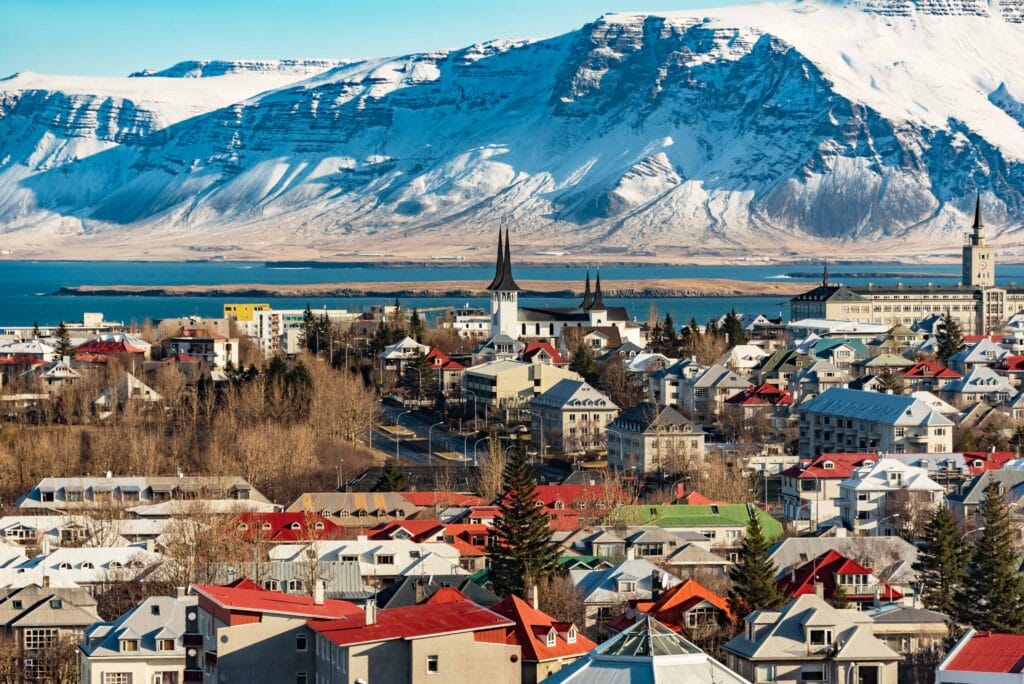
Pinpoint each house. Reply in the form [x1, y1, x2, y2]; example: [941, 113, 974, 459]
[569, 559, 682, 628]
[0, 339, 55, 362]
[946, 469, 1024, 526]
[717, 344, 768, 377]
[529, 484, 632, 519]
[167, 328, 238, 369]
[205, 561, 371, 601]
[378, 336, 430, 374]
[441, 306, 491, 339]
[649, 358, 707, 406]
[93, 372, 163, 415]
[837, 459, 944, 535]
[606, 403, 705, 475]
[560, 525, 714, 564]
[723, 382, 793, 418]
[285, 492, 426, 528]
[423, 348, 466, 395]
[462, 360, 581, 414]
[865, 604, 948, 659]
[798, 388, 954, 457]
[998, 354, 1024, 386]
[544, 615, 750, 684]
[17, 476, 269, 511]
[723, 593, 900, 684]
[519, 341, 567, 367]
[787, 359, 848, 404]
[79, 593, 196, 684]
[489, 594, 595, 684]
[560, 325, 623, 359]
[942, 366, 1016, 405]
[617, 504, 783, 557]
[677, 365, 751, 423]
[368, 520, 491, 571]
[754, 349, 813, 388]
[805, 338, 869, 371]
[948, 338, 1007, 374]
[17, 544, 164, 589]
[0, 582, 100, 681]
[781, 453, 879, 528]
[909, 390, 960, 418]
[851, 353, 914, 378]
[186, 581, 363, 683]
[872, 450, 1014, 491]
[607, 578, 733, 636]
[777, 550, 903, 608]
[529, 380, 619, 455]
[234, 512, 348, 543]
[310, 596, 522, 684]
[902, 360, 961, 392]
[935, 629, 1024, 684]
[75, 334, 151, 364]
[22, 356, 80, 391]
[374, 575, 498, 609]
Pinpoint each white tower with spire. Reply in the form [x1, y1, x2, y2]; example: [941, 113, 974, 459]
[963, 195, 994, 287]
[486, 227, 520, 338]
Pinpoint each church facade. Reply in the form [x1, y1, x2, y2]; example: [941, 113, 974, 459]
[485, 229, 643, 346]
[790, 199, 1022, 335]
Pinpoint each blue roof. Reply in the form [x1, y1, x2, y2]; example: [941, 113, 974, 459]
[800, 388, 952, 427]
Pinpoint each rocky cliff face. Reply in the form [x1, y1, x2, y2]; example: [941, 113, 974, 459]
[2, 1, 1024, 258]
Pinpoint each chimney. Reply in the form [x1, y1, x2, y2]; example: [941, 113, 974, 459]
[813, 578, 824, 599]
[313, 580, 325, 606]
[625, 545, 636, 561]
[527, 584, 539, 611]
[144, 539, 155, 554]
[63, 355, 70, 365]
[414, 578, 426, 605]
[41, 537, 51, 556]
[105, 470, 112, 479]
[675, 481, 685, 501]
[364, 598, 377, 626]
[176, 586, 186, 599]
[42, 574, 50, 588]
[651, 571, 662, 601]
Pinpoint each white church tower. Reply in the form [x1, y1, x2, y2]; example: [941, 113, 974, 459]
[487, 227, 520, 338]
[963, 194, 994, 288]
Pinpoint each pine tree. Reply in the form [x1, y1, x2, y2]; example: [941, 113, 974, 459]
[31, 321, 40, 339]
[722, 310, 748, 347]
[956, 483, 1024, 631]
[831, 583, 850, 609]
[913, 506, 969, 617]
[663, 314, 679, 351]
[54, 322, 74, 359]
[569, 341, 597, 383]
[377, 459, 408, 492]
[875, 367, 905, 395]
[937, 313, 966, 363]
[402, 350, 435, 400]
[488, 444, 561, 598]
[728, 509, 785, 617]
[301, 305, 319, 353]
[409, 309, 425, 341]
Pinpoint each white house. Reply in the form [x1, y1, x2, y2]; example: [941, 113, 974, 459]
[837, 459, 944, 535]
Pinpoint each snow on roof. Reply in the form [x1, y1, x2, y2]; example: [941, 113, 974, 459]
[800, 388, 953, 427]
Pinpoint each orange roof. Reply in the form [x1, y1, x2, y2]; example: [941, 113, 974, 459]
[192, 583, 361, 620]
[489, 595, 595, 662]
[521, 341, 567, 365]
[423, 587, 471, 604]
[903, 360, 961, 379]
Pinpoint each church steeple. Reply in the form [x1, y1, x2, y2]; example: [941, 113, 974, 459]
[822, 260, 829, 287]
[486, 228, 504, 291]
[963, 192, 994, 288]
[971, 194, 986, 245]
[487, 227, 520, 292]
[591, 271, 605, 310]
[581, 271, 593, 309]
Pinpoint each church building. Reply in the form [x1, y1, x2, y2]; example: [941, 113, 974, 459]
[485, 229, 643, 346]
[790, 197, 1023, 335]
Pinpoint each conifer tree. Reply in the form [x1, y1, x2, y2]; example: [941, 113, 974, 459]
[31, 321, 40, 339]
[875, 367, 905, 395]
[831, 583, 850, 610]
[937, 313, 966, 363]
[301, 305, 319, 353]
[54, 322, 74, 359]
[409, 309, 425, 341]
[663, 314, 678, 351]
[377, 459, 408, 492]
[729, 507, 782, 614]
[913, 506, 969, 616]
[488, 444, 560, 598]
[728, 509, 785, 617]
[956, 484, 1024, 631]
[722, 310, 748, 347]
[569, 341, 597, 383]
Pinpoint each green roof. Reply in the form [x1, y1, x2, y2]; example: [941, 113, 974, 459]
[617, 504, 783, 539]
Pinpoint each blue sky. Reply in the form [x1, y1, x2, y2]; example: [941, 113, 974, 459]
[0, 0, 746, 77]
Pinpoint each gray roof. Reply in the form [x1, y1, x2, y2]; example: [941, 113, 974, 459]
[206, 561, 372, 600]
[799, 388, 953, 427]
[81, 595, 195, 657]
[610, 403, 704, 435]
[374, 574, 498, 609]
[530, 379, 617, 411]
[690, 365, 749, 389]
[865, 605, 947, 624]
[947, 470, 1024, 505]
[768, 537, 918, 584]
[0, 584, 98, 629]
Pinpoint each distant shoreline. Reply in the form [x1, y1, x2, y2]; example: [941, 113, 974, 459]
[54, 277, 810, 299]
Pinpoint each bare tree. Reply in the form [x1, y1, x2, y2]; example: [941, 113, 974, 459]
[538, 574, 586, 627]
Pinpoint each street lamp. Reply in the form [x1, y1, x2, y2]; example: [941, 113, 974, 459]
[395, 411, 413, 460]
[427, 421, 445, 464]
[473, 436, 490, 467]
[464, 390, 480, 432]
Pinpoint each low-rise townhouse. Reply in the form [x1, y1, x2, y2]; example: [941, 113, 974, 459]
[205, 561, 371, 601]
[837, 459, 944, 536]
[285, 492, 427, 529]
[941, 366, 1017, 405]
[781, 453, 879, 528]
[902, 360, 961, 392]
[17, 476, 269, 512]
[678, 364, 751, 423]
[607, 578, 732, 637]
[80, 593, 196, 684]
[374, 575, 498, 609]
[798, 388, 954, 457]
[648, 358, 706, 407]
[569, 559, 682, 628]
[777, 550, 903, 608]
[489, 594, 595, 684]
[947, 338, 1007, 374]
[17, 544, 164, 590]
[723, 593, 900, 684]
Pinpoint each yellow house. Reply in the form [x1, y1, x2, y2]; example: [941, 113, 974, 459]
[223, 303, 271, 322]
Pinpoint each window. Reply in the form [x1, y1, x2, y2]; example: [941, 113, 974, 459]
[376, 554, 395, 565]
[756, 664, 777, 682]
[686, 606, 719, 627]
[546, 631, 556, 647]
[10, 600, 21, 610]
[427, 655, 439, 674]
[158, 639, 175, 651]
[288, 579, 303, 592]
[24, 627, 57, 650]
[151, 604, 161, 615]
[567, 626, 577, 644]
[49, 599, 63, 609]
[801, 666, 827, 682]
[103, 675, 132, 684]
[152, 674, 178, 684]
[296, 633, 308, 652]
[121, 639, 139, 652]
[857, 493, 869, 501]
[808, 629, 832, 645]
[264, 579, 280, 591]
[296, 673, 307, 684]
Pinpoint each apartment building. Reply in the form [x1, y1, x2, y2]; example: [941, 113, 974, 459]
[606, 403, 705, 475]
[462, 360, 581, 412]
[837, 459, 944, 536]
[529, 380, 619, 455]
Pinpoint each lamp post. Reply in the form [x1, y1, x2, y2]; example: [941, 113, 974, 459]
[473, 436, 490, 467]
[465, 390, 480, 432]
[395, 410, 413, 460]
[606, 427, 625, 470]
[427, 421, 444, 465]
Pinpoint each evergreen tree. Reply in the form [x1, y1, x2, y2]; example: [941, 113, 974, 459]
[569, 341, 597, 383]
[937, 313, 966, 363]
[31, 321, 40, 339]
[409, 309, 425, 341]
[722, 310, 748, 347]
[831, 583, 850, 609]
[301, 305, 319, 353]
[377, 459, 408, 492]
[875, 367, 905, 395]
[956, 483, 1024, 631]
[401, 350, 436, 401]
[728, 509, 785, 616]
[488, 444, 561, 598]
[663, 313, 678, 351]
[54, 322, 74, 359]
[648, 321, 664, 354]
[913, 506, 969, 617]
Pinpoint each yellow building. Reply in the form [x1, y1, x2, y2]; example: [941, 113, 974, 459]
[223, 303, 271, 322]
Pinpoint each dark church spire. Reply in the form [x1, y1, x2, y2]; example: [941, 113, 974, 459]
[487, 226, 520, 292]
[591, 270, 605, 310]
[822, 260, 829, 287]
[581, 270, 593, 309]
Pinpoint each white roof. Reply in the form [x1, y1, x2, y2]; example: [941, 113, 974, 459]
[570, 559, 681, 604]
[17, 545, 162, 583]
[943, 366, 1016, 395]
[531, 379, 618, 410]
[840, 458, 945, 493]
[716, 344, 768, 368]
[800, 388, 953, 427]
[909, 391, 959, 416]
[788, 319, 890, 334]
[268, 539, 463, 578]
[0, 340, 54, 355]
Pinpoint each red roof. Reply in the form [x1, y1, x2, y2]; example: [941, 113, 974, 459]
[963, 334, 1003, 344]
[75, 340, 145, 355]
[962, 451, 1016, 474]
[528, 484, 631, 510]
[310, 600, 513, 646]
[224, 577, 263, 591]
[399, 491, 485, 508]
[946, 632, 1024, 673]
[192, 583, 361, 620]
[1000, 356, 1024, 372]
[903, 360, 961, 379]
[423, 587, 472, 605]
[72, 352, 110, 364]
[725, 382, 793, 406]
[489, 595, 595, 661]
[782, 453, 878, 480]
[778, 550, 901, 601]
[424, 347, 465, 371]
[609, 579, 732, 634]
[235, 512, 347, 542]
[521, 341, 567, 366]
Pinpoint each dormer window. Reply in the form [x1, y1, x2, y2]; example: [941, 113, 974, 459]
[314, 522, 325, 530]
[261, 523, 272, 531]
[320, 510, 331, 518]
[567, 626, 577, 644]
[237, 523, 249, 531]
[808, 629, 832, 646]
[617, 580, 637, 593]
[289, 522, 302, 531]
[120, 639, 139, 652]
[821, 461, 834, 470]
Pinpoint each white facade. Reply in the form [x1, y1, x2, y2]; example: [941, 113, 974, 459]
[838, 459, 944, 535]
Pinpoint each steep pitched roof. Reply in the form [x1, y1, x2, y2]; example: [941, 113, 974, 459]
[800, 388, 953, 427]
[490, 594, 595, 662]
[725, 382, 793, 406]
[903, 360, 961, 379]
[778, 549, 901, 601]
[487, 227, 520, 292]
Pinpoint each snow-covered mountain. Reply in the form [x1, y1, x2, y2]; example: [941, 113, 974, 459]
[3, 0, 1024, 260]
